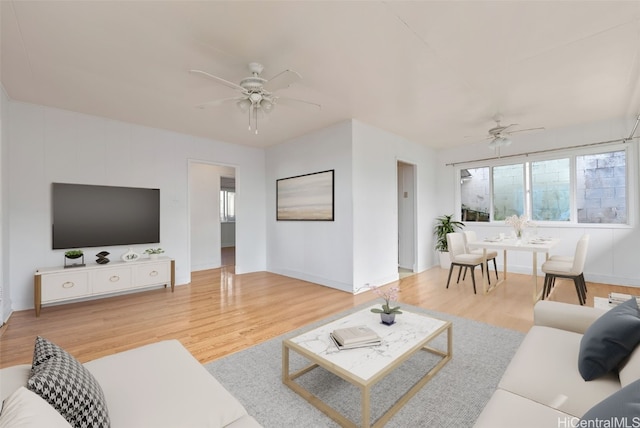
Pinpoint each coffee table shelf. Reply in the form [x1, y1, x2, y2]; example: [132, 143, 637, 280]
[282, 305, 452, 428]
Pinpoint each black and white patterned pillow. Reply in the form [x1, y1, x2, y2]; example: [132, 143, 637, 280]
[27, 337, 110, 428]
[31, 335, 59, 368]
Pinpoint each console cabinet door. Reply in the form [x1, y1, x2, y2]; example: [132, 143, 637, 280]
[135, 262, 170, 287]
[92, 267, 133, 294]
[41, 271, 90, 303]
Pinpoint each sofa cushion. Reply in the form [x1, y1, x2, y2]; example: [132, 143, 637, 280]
[581, 378, 640, 422]
[473, 389, 573, 428]
[579, 297, 640, 381]
[498, 326, 620, 417]
[0, 387, 72, 428]
[0, 365, 30, 402]
[27, 337, 110, 428]
[84, 340, 253, 428]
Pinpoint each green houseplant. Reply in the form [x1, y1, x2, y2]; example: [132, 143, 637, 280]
[144, 248, 164, 259]
[64, 250, 85, 268]
[144, 248, 164, 255]
[64, 250, 83, 259]
[433, 214, 465, 268]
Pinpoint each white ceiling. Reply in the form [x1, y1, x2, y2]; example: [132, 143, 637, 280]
[2, 1, 640, 149]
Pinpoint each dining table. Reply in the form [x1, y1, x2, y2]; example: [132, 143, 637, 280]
[466, 236, 560, 302]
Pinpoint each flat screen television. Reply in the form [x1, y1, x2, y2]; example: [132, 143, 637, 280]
[52, 183, 160, 250]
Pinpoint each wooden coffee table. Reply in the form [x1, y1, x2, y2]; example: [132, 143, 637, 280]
[282, 305, 452, 428]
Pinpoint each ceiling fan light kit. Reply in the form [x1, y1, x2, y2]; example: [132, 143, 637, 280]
[488, 136, 512, 149]
[190, 62, 320, 135]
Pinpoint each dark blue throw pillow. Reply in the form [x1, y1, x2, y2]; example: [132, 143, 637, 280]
[581, 378, 640, 422]
[579, 298, 640, 381]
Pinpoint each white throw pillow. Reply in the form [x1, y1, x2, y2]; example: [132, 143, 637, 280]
[0, 386, 71, 428]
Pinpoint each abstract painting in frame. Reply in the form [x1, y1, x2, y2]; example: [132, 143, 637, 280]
[277, 170, 334, 221]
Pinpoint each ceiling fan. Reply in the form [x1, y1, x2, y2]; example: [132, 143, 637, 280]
[482, 117, 545, 149]
[190, 62, 320, 134]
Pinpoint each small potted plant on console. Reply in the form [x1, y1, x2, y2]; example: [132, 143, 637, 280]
[64, 250, 85, 268]
[144, 248, 164, 260]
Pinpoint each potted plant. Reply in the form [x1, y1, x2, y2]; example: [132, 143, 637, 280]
[144, 248, 164, 260]
[64, 250, 83, 259]
[64, 250, 85, 268]
[369, 286, 402, 325]
[433, 214, 465, 269]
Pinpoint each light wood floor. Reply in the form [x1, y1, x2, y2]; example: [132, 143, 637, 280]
[1, 256, 636, 369]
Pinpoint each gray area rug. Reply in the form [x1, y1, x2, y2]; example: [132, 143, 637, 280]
[205, 304, 524, 427]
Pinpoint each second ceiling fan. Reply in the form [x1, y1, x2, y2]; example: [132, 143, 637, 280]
[481, 117, 545, 149]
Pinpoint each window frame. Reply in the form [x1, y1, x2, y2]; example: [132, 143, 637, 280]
[455, 142, 635, 228]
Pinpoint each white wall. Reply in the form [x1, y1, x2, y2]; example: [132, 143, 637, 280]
[0, 87, 9, 323]
[266, 119, 440, 294]
[7, 101, 267, 311]
[266, 121, 354, 292]
[436, 117, 640, 286]
[352, 121, 439, 291]
[189, 162, 233, 271]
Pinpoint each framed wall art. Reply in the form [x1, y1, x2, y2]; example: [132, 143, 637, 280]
[277, 170, 334, 221]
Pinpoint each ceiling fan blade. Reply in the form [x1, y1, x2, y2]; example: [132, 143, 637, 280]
[196, 97, 244, 109]
[275, 96, 321, 110]
[500, 123, 518, 132]
[189, 69, 245, 92]
[507, 126, 545, 135]
[264, 69, 302, 92]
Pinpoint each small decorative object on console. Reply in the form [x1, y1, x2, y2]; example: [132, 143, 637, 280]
[144, 248, 164, 260]
[95, 251, 110, 264]
[369, 285, 402, 325]
[63, 250, 85, 268]
[121, 248, 140, 262]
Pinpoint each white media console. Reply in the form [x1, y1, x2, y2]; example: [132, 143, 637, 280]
[34, 256, 175, 316]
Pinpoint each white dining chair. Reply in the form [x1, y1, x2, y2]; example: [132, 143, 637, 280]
[541, 234, 590, 305]
[463, 230, 499, 283]
[446, 232, 487, 294]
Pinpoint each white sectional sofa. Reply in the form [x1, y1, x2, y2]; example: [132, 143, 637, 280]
[0, 339, 261, 427]
[475, 300, 640, 427]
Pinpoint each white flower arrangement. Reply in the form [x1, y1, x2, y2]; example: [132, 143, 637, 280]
[504, 214, 531, 237]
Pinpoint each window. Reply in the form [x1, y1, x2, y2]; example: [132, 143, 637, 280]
[492, 164, 525, 221]
[576, 150, 627, 224]
[220, 190, 235, 222]
[460, 167, 490, 222]
[457, 147, 630, 226]
[531, 158, 570, 221]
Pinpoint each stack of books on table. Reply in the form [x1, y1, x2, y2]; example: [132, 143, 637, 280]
[329, 325, 381, 350]
[608, 292, 640, 306]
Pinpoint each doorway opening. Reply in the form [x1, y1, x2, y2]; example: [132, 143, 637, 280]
[188, 161, 236, 272]
[220, 175, 236, 267]
[397, 161, 416, 279]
